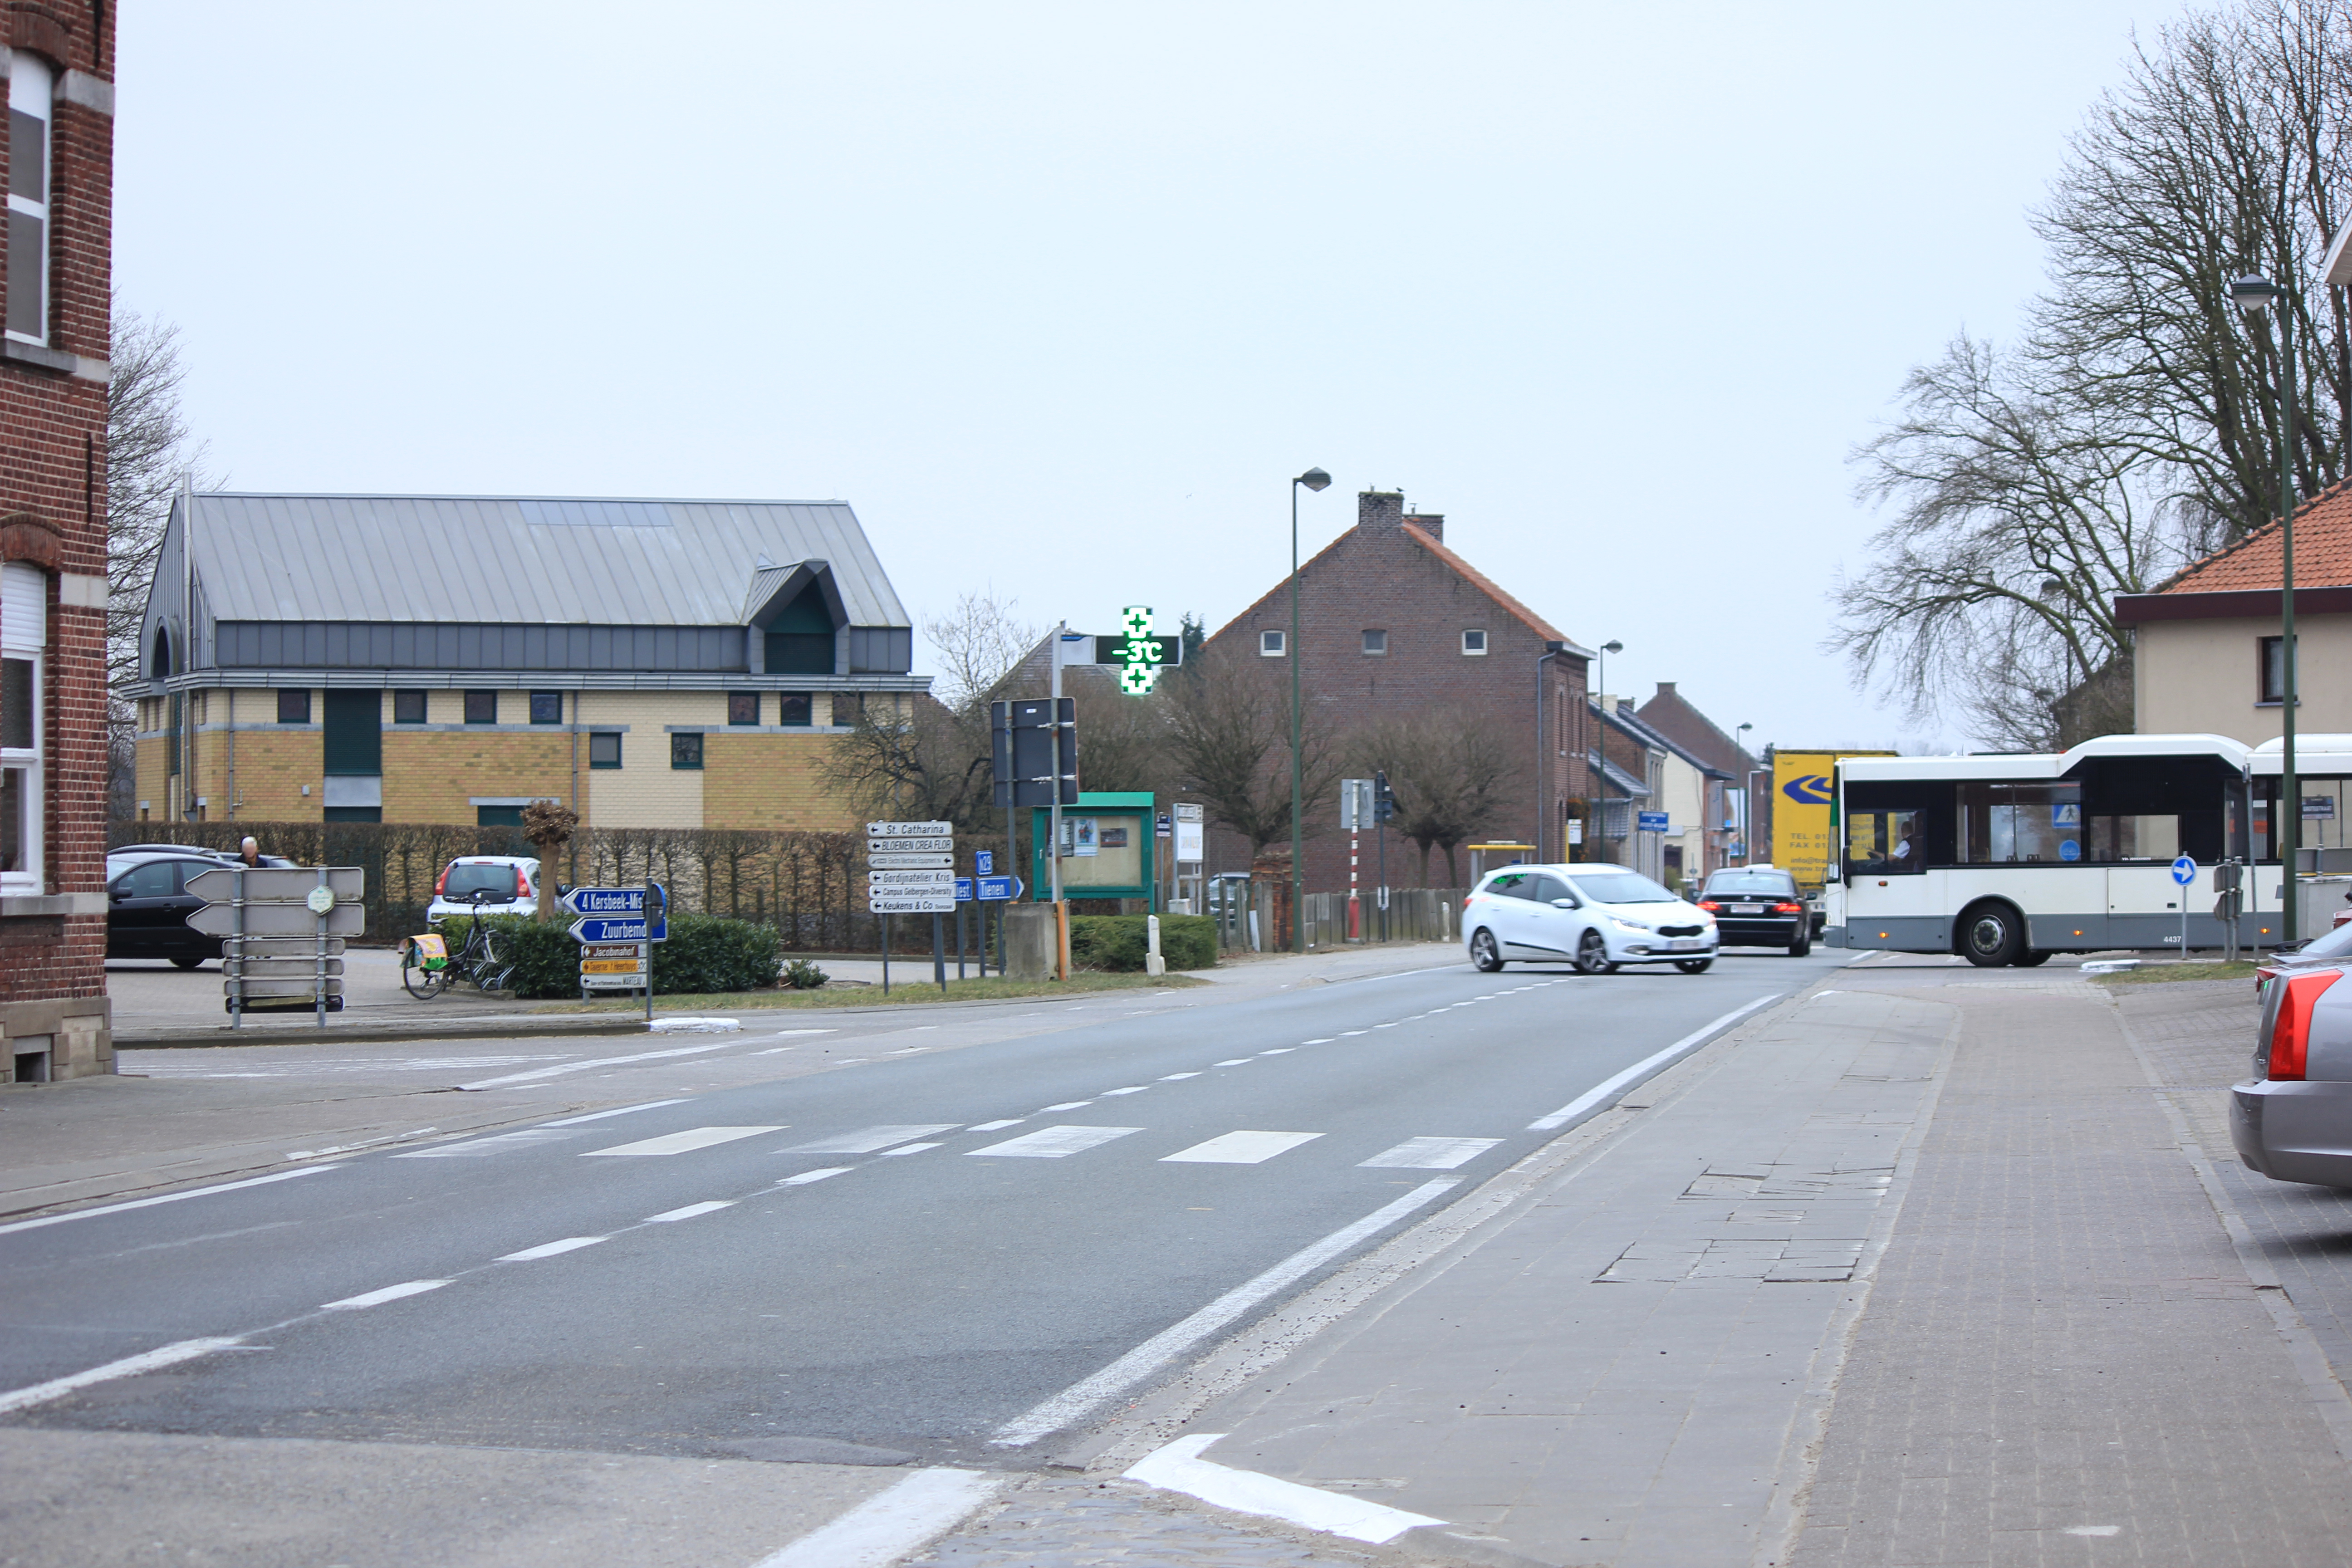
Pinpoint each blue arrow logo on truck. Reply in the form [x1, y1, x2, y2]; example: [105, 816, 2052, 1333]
[1781, 774, 1833, 805]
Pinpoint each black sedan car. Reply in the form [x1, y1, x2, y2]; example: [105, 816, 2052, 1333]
[1695, 866, 1811, 956]
[106, 852, 230, 967]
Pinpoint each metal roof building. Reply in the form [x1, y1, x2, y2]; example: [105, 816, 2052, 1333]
[137, 493, 926, 693]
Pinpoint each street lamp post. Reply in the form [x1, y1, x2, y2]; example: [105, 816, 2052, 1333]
[2234, 273, 2300, 941]
[1289, 467, 1331, 952]
[1535, 640, 1566, 861]
[1734, 720, 1754, 861]
[1587, 639, 1623, 866]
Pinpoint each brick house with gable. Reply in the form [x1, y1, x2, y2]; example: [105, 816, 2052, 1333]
[2, 3, 113, 1082]
[1198, 490, 1595, 895]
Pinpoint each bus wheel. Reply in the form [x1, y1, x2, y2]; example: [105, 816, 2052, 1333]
[1960, 903, 2022, 967]
[2013, 950, 2053, 968]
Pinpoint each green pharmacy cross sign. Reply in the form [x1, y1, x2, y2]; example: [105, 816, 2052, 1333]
[1093, 605, 1181, 695]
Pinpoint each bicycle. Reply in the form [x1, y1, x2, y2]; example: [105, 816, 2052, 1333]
[401, 890, 518, 999]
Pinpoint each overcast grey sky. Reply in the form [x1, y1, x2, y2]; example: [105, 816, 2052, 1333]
[117, 1, 2184, 755]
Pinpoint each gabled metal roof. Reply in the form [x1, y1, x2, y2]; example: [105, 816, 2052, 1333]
[172, 493, 911, 628]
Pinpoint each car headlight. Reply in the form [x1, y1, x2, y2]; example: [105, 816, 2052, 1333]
[1610, 916, 1653, 934]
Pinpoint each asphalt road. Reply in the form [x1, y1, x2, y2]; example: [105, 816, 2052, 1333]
[2, 949, 1842, 1470]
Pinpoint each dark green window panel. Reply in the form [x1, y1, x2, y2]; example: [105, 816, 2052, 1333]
[322, 691, 382, 776]
[323, 806, 382, 823]
[671, 732, 704, 770]
[477, 804, 525, 827]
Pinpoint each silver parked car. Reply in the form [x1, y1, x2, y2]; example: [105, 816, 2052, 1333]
[2231, 962, 2352, 1187]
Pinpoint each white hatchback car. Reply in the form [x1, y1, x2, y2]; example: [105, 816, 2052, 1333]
[425, 855, 543, 925]
[1463, 862, 1719, 975]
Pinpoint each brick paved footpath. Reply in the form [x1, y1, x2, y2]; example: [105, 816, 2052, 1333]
[907, 970, 2352, 1567]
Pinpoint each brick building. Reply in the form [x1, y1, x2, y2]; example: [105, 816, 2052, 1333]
[1634, 680, 1763, 865]
[131, 494, 928, 834]
[1199, 490, 1594, 893]
[1588, 696, 1736, 891]
[2, 5, 113, 1083]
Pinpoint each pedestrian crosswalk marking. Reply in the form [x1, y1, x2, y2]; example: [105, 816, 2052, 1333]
[394, 1128, 582, 1158]
[967, 1125, 1143, 1158]
[1359, 1137, 1503, 1170]
[1162, 1131, 1323, 1165]
[877, 1142, 944, 1157]
[780, 1124, 959, 1154]
[583, 1126, 784, 1157]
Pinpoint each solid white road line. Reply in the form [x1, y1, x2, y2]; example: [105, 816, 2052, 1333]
[1126, 1434, 1444, 1544]
[1527, 993, 1781, 1131]
[967, 1125, 1142, 1159]
[498, 1236, 606, 1261]
[644, 1201, 733, 1223]
[583, 1126, 784, 1157]
[459, 1042, 744, 1090]
[0, 1166, 342, 1239]
[0, 1337, 247, 1416]
[394, 1128, 583, 1159]
[1162, 1131, 1324, 1165]
[1358, 1137, 1504, 1170]
[778, 1167, 852, 1186]
[322, 1279, 450, 1310]
[991, 1179, 1459, 1447]
[537, 1099, 691, 1127]
[781, 1124, 959, 1154]
[751, 1467, 1007, 1568]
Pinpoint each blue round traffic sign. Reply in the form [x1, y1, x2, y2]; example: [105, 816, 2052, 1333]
[2171, 855, 2197, 886]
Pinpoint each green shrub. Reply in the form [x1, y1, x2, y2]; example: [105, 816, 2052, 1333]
[1067, 913, 1216, 972]
[784, 958, 829, 989]
[436, 913, 783, 998]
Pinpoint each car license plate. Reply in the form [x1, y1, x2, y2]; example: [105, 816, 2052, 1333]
[1668, 938, 1705, 951]
[1731, 903, 1763, 914]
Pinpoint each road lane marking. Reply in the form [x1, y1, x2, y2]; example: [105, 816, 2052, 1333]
[1038, 1101, 1093, 1112]
[460, 1043, 740, 1090]
[584, 1126, 785, 1156]
[1101, 1086, 1151, 1096]
[781, 1125, 958, 1155]
[1157, 1073, 1200, 1081]
[1359, 1137, 1503, 1170]
[778, 1167, 852, 1186]
[1303, 1038, 1335, 1044]
[877, 1143, 943, 1157]
[1162, 1132, 1323, 1165]
[752, 1467, 1007, 1568]
[322, 1279, 450, 1310]
[965, 1119, 1024, 1132]
[1259, 1048, 1294, 1055]
[991, 1179, 1459, 1446]
[0, 1338, 246, 1416]
[966, 1126, 1142, 1159]
[395, 1129, 583, 1158]
[538, 1100, 690, 1127]
[1126, 1434, 1445, 1544]
[1527, 994, 1782, 1131]
[0, 1166, 343, 1239]
[1340, 1030, 1368, 1035]
[645, 1201, 733, 1222]
[498, 1236, 606, 1261]
[1212, 1059, 1252, 1067]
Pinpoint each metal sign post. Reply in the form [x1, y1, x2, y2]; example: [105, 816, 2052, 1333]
[188, 866, 362, 1020]
[2172, 855, 2198, 961]
[870, 822, 957, 995]
[561, 883, 666, 1003]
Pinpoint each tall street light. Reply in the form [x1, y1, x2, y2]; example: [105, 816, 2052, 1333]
[1289, 466, 1331, 952]
[1534, 639, 1566, 861]
[1588, 639, 1623, 865]
[1734, 720, 1754, 860]
[2234, 272, 2299, 941]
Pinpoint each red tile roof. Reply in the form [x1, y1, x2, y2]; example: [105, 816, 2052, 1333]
[2162, 479, 2352, 593]
[1400, 523, 1572, 643]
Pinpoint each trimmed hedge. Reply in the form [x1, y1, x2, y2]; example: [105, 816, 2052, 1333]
[439, 913, 784, 999]
[1068, 913, 1217, 972]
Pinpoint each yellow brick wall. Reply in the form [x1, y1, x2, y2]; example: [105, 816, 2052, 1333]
[382, 729, 578, 824]
[702, 731, 859, 832]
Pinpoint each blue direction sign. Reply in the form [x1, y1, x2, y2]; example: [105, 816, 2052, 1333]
[976, 875, 1023, 902]
[560, 885, 664, 916]
[1637, 810, 1670, 833]
[2171, 855, 2198, 887]
[955, 877, 974, 902]
[570, 915, 667, 944]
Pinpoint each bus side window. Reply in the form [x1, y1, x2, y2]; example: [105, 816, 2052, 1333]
[1847, 810, 1924, 875]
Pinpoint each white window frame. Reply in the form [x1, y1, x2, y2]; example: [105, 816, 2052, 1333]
[1, 562, 47, 893]
[1461, 629, 1488, 656]
[1259, 630, 1286, 657]
[1361, 629, 1388, 656]
[7, 51, 52, 348]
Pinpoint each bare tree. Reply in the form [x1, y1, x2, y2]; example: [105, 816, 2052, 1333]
[819, 695, 1000, 839]
[1162, 652, 1339, 860]
[1352, 714, 1514, 886]
[1836, 337, 2209, 745]
[922, 589, 1040, 714]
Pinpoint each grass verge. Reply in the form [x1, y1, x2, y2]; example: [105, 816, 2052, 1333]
[2089, 960, 2262, 985]
[534, 970, 1213, 1013]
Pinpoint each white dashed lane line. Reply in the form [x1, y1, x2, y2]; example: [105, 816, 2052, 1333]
[498, 1236, 606, 1262]
[966, 1126, 1143, 1158]
[645, 1201, 732, 1223]
[322, 1279, 449, 1311]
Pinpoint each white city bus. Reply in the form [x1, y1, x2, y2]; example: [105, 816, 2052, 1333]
[1823, 735, 2288, 965]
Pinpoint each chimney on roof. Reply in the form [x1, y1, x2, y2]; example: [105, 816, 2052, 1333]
[1357, 490, 1405, 531]
[1403, 510, 1444, 541]
[1656, 681, 1676, 697]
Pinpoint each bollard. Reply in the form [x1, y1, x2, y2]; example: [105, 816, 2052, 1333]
[1146, 914, 1165, 978]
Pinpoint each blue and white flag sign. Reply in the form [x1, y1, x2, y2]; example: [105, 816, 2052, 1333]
[2171, 855, 2198, 886]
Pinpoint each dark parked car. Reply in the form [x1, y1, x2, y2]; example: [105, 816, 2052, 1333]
[105, 853, 229, 967]
[1695, 865, 1811, 956]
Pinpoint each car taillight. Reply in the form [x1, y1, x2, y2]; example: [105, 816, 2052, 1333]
[434, 866, 449, 896]
[2268, 970, 2343, 1080]
[1697, 900, 1722, 912]
[1772, 902, 1804, 914]
[516, 873, 532, 899]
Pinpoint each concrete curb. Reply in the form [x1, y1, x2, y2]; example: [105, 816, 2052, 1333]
[115, 1015, 661, 1050]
